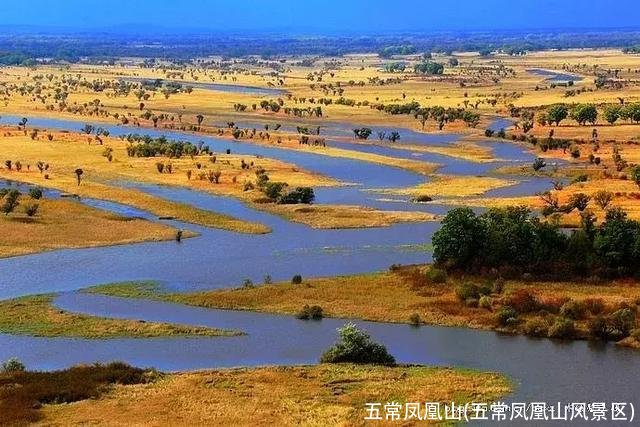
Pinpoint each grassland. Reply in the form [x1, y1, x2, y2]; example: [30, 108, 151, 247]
[37, 364, 510, 426]
[0, 294, 240, 338]
[264, 204, 437, 228]
[88, 266, 640, 347]
[0, 196, 188, 258]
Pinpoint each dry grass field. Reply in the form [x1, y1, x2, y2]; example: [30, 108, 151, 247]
[0, 196, 187, 258]
[37, 364, 510, 426]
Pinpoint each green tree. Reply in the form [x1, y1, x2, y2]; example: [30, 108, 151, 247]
[432, 208, 485, 270]
[547, 104, 568, 126]
[570, 104, 598, 126]
[1, 190, 20, 215]
[320, 323, 395, 365]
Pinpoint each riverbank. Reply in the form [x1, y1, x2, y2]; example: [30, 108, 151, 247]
[0, 294, 240, 338]
[87, 265, 640, 348]
[33, 364, 510, 426]
[0, 196, 190, 258]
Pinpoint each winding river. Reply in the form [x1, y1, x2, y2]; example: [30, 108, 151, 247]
[0, 111, 636, 424]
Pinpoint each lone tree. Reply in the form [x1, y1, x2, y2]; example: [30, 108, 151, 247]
[74, 168, 84, 186]
[320, 323, 395, 365]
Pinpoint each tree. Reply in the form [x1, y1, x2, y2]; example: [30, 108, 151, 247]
[532, 158, 546, 171]
[413, 61, 444, 75]
[570, 104, 598, 126]
[74, 168, 84, 185]
[353, 128, 372, 140]
[320, 323, 395, 365]
[432, 208, 485, 270]
[567, 193, 591, 212]
[593, 190, 613, 210]
[1, 190, 20, 215]
[603, 105, 621, 125]
[196, 114, 204, 126]
[547, 104, 568, 126]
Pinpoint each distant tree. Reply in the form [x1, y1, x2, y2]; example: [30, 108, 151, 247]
[74, 168, 84, 186]
[1, 190, 20, 215]
[547, 104, 569, 126]
[603, 105, 621, 125]
[570, 104, 598, 126]
[594, 190, 614, 210]
[353, 128, 372, 140]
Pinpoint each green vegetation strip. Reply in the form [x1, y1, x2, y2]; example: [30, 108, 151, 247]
[0, 294, 242, 338]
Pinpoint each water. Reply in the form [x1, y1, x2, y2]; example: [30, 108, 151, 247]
[527, 68, 583, 83]
[0, 114, 633, 421]
[0, 292, 632, 426]
[121, 77, 286, 96]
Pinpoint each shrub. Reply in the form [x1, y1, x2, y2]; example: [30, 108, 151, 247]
[479, 295, 493, 310]
[539, 296, 568, 314]
[607, 308, 636, 339]
[492, 278, 505, 294]
[291, 274, 303, 284]
[548, 318, 576, 339]
[320, 323, 395, 365]
[296, 304, 323, 320]
[559, 300, 586, 320]
[583, 298, 605, 315]
[1, 357, 25, 373]
[455, 283, 480, 301]
[23, 203, 39, 217]
[523, 318, 549, 337]
[505, 289, 539, 313]
[28, 187, 43, 199]
[409, 313, 421, 326]
[425, 267, 447, 284]
[496, 306, 518, 326]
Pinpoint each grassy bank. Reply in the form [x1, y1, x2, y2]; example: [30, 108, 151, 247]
[36, 364, 510, 426]
[0, 197, 192, 258]
[260, 203, 437, 229]
[89, 266, 640, 348]
[0, 294, 240, 338]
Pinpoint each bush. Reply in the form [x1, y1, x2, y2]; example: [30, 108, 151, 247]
[523, 318, 549, 337]
[320, 323, 395, 365]
[479, 295, 493, 310]
[291, 274, 303, 284]
[583, 298, 605, 315]
[496, 306, 518, 326]
[548, 318, 576, 339]
[409, 313, 421, 326]
[559, 300, 586, 320]
[1, 357, 25, 373]
[455, 282, 480, 301]
[425, 267, 447, 284]
[296, 304, 323, 320]
[28, 187, 43, 199]
[539, 296, 568, 314]
[23, 203, 39, 217]
[505, 289, 539, 313]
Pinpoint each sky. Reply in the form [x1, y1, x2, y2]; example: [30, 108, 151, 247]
[0, 0, 638, 34]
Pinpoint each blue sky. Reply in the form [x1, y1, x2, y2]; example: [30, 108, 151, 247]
[1, 0, 638, 34]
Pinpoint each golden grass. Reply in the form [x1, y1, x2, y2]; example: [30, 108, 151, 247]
[261, 204, 437, 229]
[379, 175, 515, 198]
[89, 266, 640, 334]
[39, 364, 510, 426]
[0, 294, 240, 338]
[0, 197, 186, 258]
